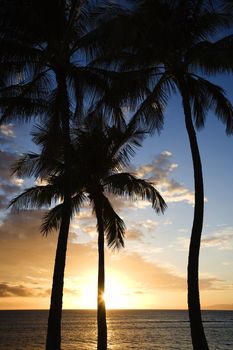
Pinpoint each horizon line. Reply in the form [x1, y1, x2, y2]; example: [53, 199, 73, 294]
[1, 307, 233, 311]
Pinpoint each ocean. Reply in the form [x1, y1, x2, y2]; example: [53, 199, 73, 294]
[0, 310, 232, 349]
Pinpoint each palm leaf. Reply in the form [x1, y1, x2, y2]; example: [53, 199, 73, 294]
[41, 203, 63, 235]
[129, 73, 173, 134]
[104, 172, 166, 214]
[12, 153, 42, 178]
[188, 75, 233, 133]
[41, 192, 87, 235]
[9, 184, 60, 212]
[101, 194, 125, 249]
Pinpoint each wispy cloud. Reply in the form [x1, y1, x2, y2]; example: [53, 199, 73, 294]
[202, 227, 233, 250]
[108, 251, 229, 291]
[0, 282, 39, 297]
[0, 282, 80, 298]
[0, 150, 24, 206]
[0, 194, 8, 210]
[126, 228, 143, 241]
[135, 151, 195, 204]
[176, 226, 233, 252]
[0, 124, 16, 146]
[0, 207, 231, 309]
[0, 124, 15, 138]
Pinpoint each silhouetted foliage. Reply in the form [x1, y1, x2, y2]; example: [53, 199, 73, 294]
[86, 1, 233, 349]
[0, 1, 133, 349]
[10, 120, 166, 350]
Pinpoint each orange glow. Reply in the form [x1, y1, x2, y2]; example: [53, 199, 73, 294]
[76, 272, 131, 309]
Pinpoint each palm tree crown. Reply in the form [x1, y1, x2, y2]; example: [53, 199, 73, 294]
[11, 120, 166, 245]
[1, 3, 130, 349]
[87, 1, 233, 349]
[10, 120, 166, 350]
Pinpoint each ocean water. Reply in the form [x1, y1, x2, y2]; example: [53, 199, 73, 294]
[0, 310, 233, 349]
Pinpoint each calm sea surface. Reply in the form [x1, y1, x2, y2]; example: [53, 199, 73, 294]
[0, 310, 232, 349]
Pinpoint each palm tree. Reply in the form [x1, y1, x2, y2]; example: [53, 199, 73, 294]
[128, 3, 233, 349]
[10, 120, 166, 350]
[87, 1, 233, 348]
[0, 2, 127, 349]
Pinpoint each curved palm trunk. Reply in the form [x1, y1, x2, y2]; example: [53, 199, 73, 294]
[179, 79, 209, 350]
[95, 199, 107, 350]
[46, 70, 72, 350]
[46, 203, 71, 350]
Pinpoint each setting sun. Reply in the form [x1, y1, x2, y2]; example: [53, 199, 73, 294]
[77, 272, 131, 309]
[104, 278, 128, 309]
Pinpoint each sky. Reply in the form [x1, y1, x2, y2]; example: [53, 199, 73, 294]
[0, 73, 233, 311]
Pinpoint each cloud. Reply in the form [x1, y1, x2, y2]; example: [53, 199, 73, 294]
[0, 208, 97, 285]
[0, 282, 80, 298]
[135, 151, 195, 204]
[0, 194, 8, 209]
[74, 210, 93, 221]
[0, 127, 24, 207]
[63, 288, 80, 296]
[126, 229, 143, 240]
[175, 236, 189, 251]
[0, 150, 24, 203]
[125, 220, 158, 241]
[221, 262, 233, 266]
[0, 183, 19, 195]
[177, 226, 233, 251]
[202, 227, 233, 250]
[0, 208, 219, 294]
[0, 206, 231, 310]
[0, 209, 45, 241]
[81, 225, 97, 238]
[176, 226, 233, 256]
[0, 124, 15, 138]
[0, 150, 18, 181]
[0, 124, 15, 146]
[104, 194, 138, 211]
[0, 283, 36, 297]
[11, 177, 24, 187]
[140, 219, 158, 231]
[107, 251, 226, 291]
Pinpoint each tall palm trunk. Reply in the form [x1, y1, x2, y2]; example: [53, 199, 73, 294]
[179, 78, 209, 350]
[95, 198, 107, 350]
[46, 70, 72, 350]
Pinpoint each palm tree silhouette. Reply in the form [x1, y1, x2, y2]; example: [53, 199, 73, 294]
[90, 1, 233, 348]
[10, 120, 166, 350]
[0, 2, 125, 349]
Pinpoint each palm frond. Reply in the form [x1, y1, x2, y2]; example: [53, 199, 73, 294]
[9, 184, 60, 212]
[68, 64, 109, 101]
[104, 172, 166, 214]
[188, 75, 233, 133]
[107, 125, 146, 169]
[41, 203, 63, 235]
[101, 194, 125, 250]
[129, 73, 173, 134]
[189, 36, 233, 74]
[71, 191, 87, 215]
[75, 3, 132, 59]
[41, 192, 87, 235]
[0, 96, 49, 124]
[12, 152, 42, 178]
[31, 121, 66, 175]
[12, 149, 63, 180]
[88, 95, 125, 127]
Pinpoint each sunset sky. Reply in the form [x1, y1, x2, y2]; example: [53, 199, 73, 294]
[0, 73, 233, 311]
